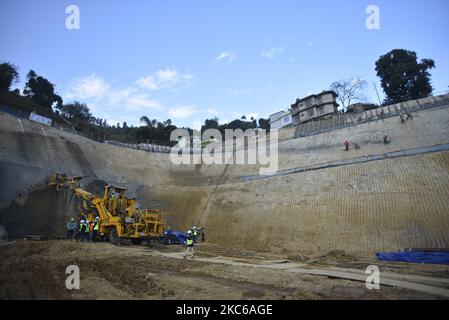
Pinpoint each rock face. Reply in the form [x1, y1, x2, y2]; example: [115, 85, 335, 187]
[1, 95, 449, 255]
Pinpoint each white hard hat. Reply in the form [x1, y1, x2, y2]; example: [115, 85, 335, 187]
[80, 220, 85, 223]
[187, 230, 192, 234]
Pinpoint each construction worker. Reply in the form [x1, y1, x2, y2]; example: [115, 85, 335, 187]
[406, 112, 413, 120]
[66, 218, 77, 241]
[383, 135, 391, 145]
[344, 140, 350, 152]
[109, 189, 115, 211]
[192, 226, 199, 243]
[354, 142, 361, 150]
[183, 230, 195, 259]
[91, 216, 100, 242]
[77, 220, 87, 242]
[85, 220, 91, 242]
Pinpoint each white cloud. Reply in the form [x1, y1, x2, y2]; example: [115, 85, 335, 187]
[168, 105, 198, 118]
[66, 74, 110, 99]
[206, 108, 219, 116]
[99, 86, 162, 111]
[65, 74, 163, 115]
[125, 94, 162, 111]
[214, 51, 235, 63]
[107, 87, 136, 105]
[261, 47, 284, 59]
[137, 68, 193, 90]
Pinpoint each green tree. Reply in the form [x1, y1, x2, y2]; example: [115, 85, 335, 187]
[0, 62, 19, 92]
[140, 116, 157, 127]
[202, 117, 219, 132]
[23, 70, 63, 110]
[58, 101, 92, 121]
[258, 118, 270, 131]
[375, 49, 435, 105]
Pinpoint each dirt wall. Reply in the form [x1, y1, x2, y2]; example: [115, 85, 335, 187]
[1, 101, 449, 254]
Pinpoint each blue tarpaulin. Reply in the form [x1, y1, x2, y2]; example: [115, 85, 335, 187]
[376, 251, 449, 265]
[163, 230, 186, 244]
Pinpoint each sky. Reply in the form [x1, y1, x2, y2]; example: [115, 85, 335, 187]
[1, 0, 448, 128]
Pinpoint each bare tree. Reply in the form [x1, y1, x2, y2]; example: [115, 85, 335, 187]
[331, 77, 367, 111]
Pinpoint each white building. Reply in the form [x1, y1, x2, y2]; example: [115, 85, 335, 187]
[291, 91, 339, 124]
[269, 110, 293, 130]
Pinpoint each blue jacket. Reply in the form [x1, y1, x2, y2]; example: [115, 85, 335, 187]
[66, 221, 77, 230]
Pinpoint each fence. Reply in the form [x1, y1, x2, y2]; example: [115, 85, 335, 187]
[104, 140, 172, 153]
[294, 93, 449, 138]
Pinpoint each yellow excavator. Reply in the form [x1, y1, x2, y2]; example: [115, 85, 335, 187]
[49, 173, 165, 245]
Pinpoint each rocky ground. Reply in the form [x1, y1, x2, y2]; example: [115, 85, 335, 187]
[1, 240, 447, 300]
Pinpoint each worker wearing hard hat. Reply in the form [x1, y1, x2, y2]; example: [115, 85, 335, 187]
[85, 220, 91, 241]
[91, 216, 100, 243]
[192, 226, 199, 243]
[66, 218, 77, 241]
[77, 220, 86, 242]
[77, 220, 90, 242]
[183, 230, 195, 259]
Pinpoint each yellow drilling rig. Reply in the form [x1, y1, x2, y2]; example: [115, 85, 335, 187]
[49, 173, 165, 245]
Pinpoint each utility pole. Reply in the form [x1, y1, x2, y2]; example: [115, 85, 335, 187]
[374, 82, 382, 105]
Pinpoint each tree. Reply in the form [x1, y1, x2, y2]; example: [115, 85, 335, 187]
[58, 101, 92, 121]
[258, 118, 270, 131]
[0, 62, 19, 92]
[203, 117, 219, 131]
[330, 77, 367, 111]
[140, 116, 157, 127]
[375, 49, 435, 105]
[140, 116, 151, 126]
[23, 70, 63, 110]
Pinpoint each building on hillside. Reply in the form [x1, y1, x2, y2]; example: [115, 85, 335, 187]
[291, 91, 339, 124]
[269, 110, 293, 130]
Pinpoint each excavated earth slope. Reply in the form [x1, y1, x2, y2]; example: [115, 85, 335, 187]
[1, 96, 449, 255]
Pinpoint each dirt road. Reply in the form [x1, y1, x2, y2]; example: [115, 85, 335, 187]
[1, 240, 448, 300]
